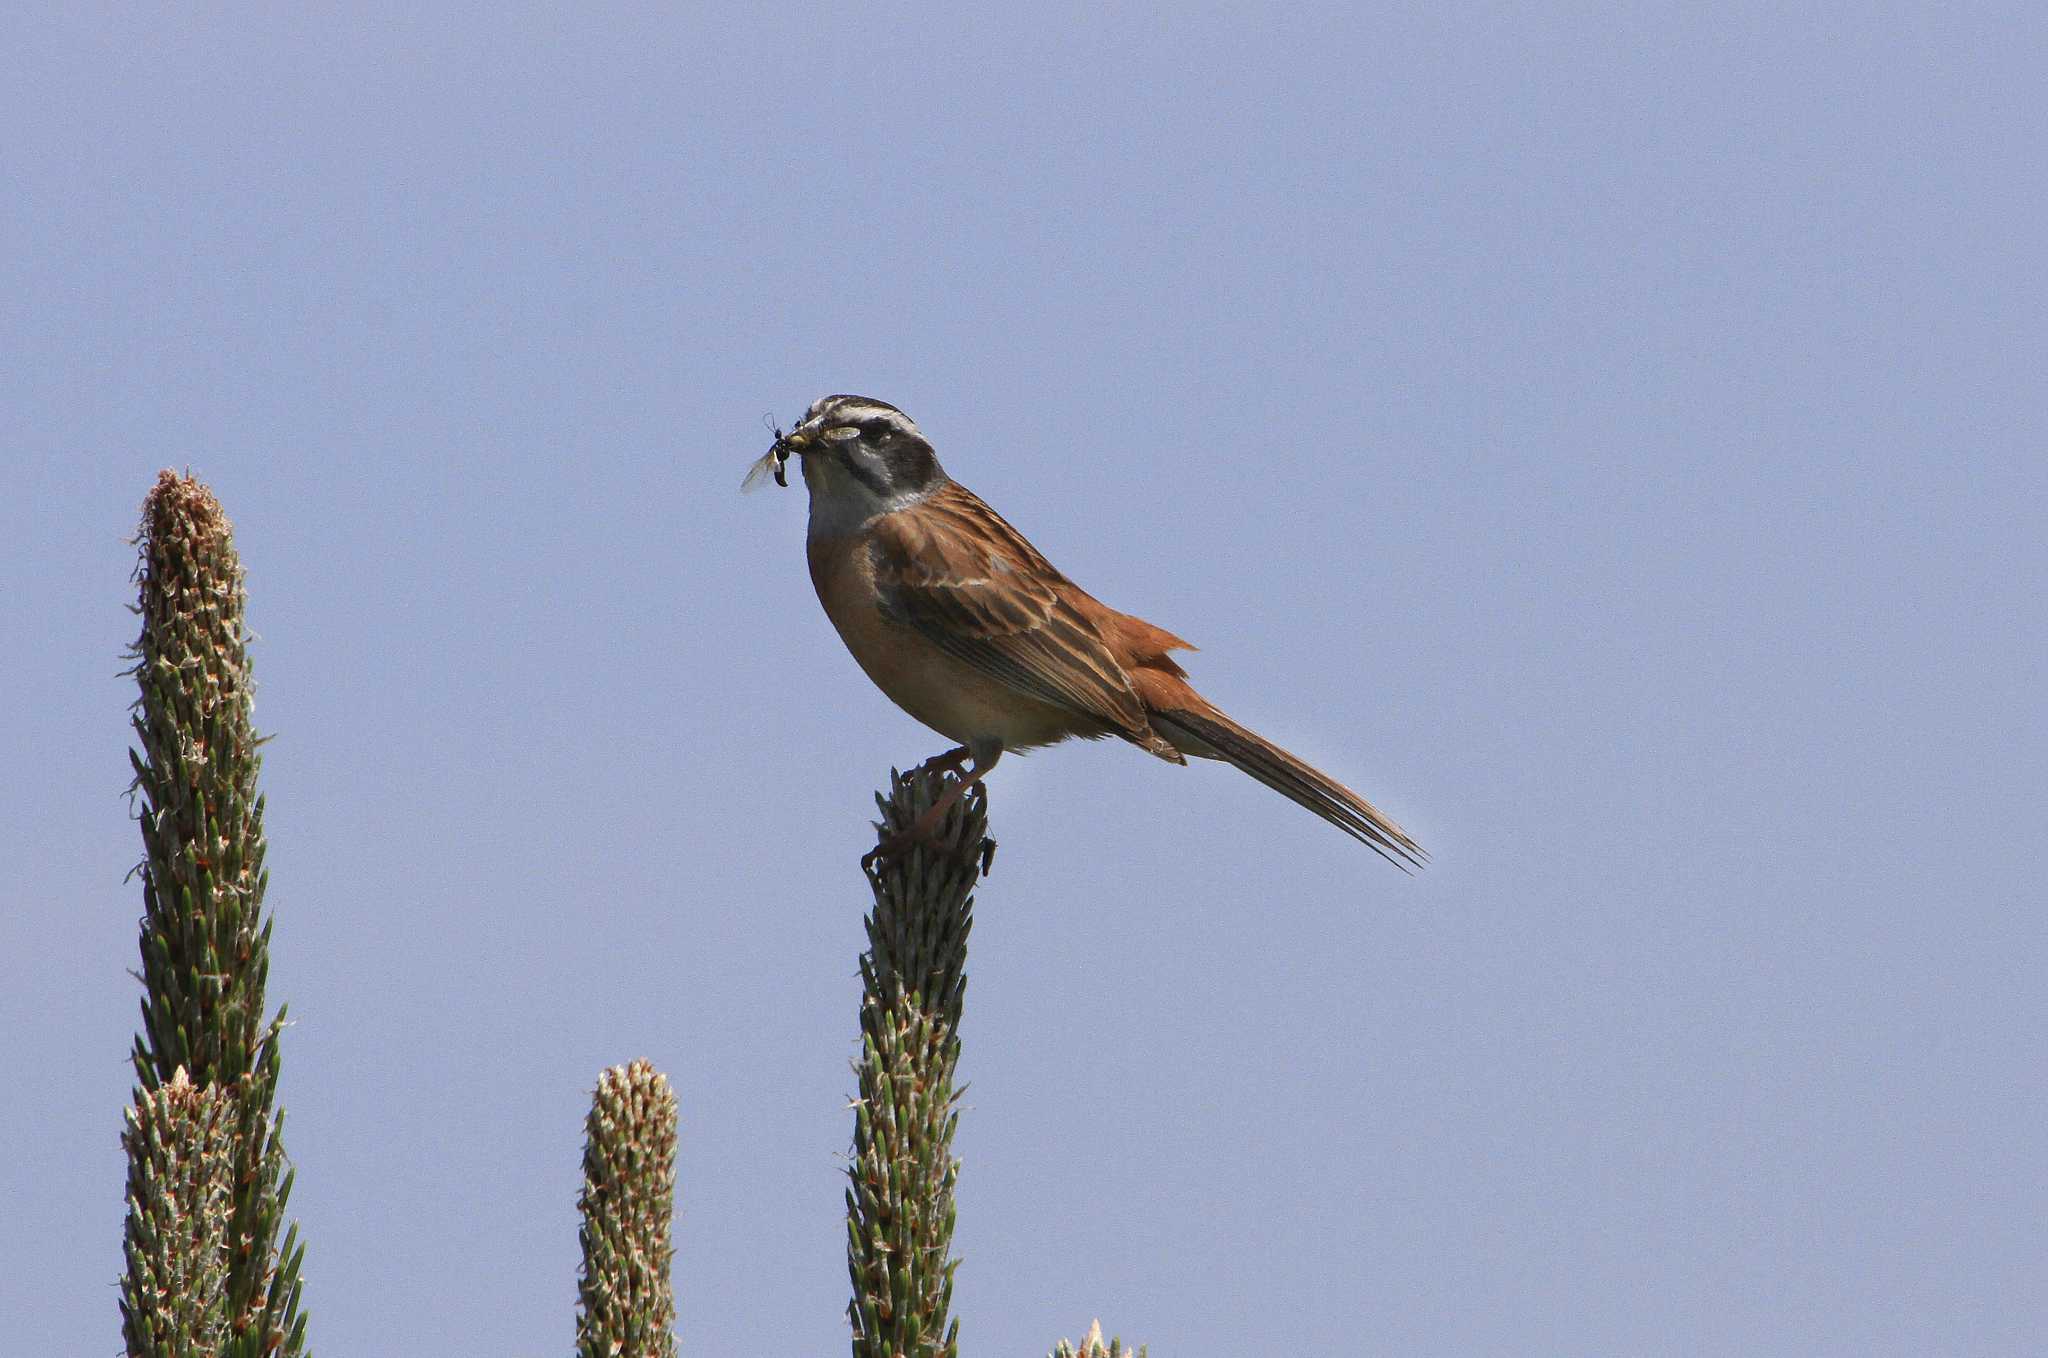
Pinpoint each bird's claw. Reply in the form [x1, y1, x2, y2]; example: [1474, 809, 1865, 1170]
[861, 825, 994, 875]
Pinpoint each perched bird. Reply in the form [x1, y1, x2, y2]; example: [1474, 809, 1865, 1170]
[746, 394, 1424, 870]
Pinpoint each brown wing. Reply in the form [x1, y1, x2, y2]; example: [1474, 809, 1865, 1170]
[870, 482, 1153, 739]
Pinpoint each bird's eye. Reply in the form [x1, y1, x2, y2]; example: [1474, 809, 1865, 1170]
[824, 425, 861, 442]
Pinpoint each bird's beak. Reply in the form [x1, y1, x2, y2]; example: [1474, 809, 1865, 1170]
[779, 429, 814, 453]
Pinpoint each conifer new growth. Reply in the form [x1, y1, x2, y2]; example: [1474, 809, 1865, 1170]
[576, 1060, 680, 1358]
[120, 1069, 234, 1358]
[846, 768, 990, 1358]
[123, 471, 307, 1358]
[1049, 1319, 1148, 1358]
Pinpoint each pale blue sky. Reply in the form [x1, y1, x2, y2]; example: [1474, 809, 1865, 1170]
[5, 6, 2043, 1355]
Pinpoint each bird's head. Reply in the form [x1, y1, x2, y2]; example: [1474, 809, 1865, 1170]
[774, 395, 947, 523]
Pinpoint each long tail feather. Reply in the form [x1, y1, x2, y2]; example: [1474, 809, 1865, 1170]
[1149, 704, 1427, 871]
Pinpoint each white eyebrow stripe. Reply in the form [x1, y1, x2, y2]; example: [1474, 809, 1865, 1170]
[836, 404, 916, 429]
[823, 409, 929, 440]
[799, 396, 924, 439]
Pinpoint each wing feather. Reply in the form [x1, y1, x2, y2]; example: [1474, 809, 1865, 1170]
[871, 483, 1151, 737]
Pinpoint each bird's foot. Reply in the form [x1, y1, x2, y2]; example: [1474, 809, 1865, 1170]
[859, 828, 926, 871]
[862, 744, 997, 874]
[861, 819, 987, 868]
[861, 809, 995, 877]
[911, 745, 974, 780]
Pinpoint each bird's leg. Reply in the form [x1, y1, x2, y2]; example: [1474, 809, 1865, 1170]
[862, 745, 1000, 869]
[912, 744, 973, 779]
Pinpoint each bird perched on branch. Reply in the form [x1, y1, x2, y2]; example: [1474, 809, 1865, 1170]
[746, 394, 1424, 871]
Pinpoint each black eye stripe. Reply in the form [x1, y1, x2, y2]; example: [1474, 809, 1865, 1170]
[838, 452, 890, 498]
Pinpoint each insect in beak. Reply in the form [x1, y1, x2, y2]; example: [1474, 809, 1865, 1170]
[740, 424, 794, 492]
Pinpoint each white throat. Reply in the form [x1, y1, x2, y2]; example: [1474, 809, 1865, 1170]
[802, 453, 937, 539]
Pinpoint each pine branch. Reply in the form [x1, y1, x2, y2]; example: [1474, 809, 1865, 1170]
[124, 470, 307, 1358]
[577, 1060, 680, 1358]
[846, 768, 991, 1358]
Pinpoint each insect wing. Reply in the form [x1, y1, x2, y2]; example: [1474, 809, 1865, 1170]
[740, 447, 787, 493]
